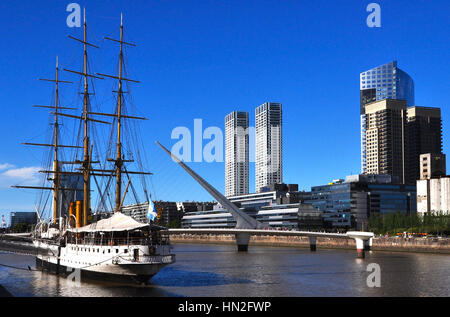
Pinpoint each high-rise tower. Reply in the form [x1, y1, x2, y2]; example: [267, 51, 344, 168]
[225, 111, 249, 197]
[255, 102, 283, 193]
[363, 99, 407, 183]
[406, 106, 443, 184]
[360, 61, 414, 174]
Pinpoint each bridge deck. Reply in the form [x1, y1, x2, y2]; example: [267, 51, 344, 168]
[168, 228, 350, 239]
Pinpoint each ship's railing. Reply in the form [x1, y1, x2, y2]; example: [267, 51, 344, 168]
[66, 237, 170, 247]
[33, 237, 64, 247]
[115, 254, 175, 265]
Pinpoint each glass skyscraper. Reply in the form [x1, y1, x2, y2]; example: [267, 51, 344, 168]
[360, 60, 415, 114]
[360, 61, 415, 174]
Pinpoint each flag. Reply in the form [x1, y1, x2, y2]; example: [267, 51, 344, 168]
[147, 200, 157, 222]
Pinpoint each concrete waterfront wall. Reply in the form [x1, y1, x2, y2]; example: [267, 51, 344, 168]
[373, 237, 450, 253]
[170, 234, 450, 254]
[0, 235, 42, 255]
[1, 234, 449, 255]
[0, 240, 39, 255]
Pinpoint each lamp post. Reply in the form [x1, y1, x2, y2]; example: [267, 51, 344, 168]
[407, 192, 412, 236]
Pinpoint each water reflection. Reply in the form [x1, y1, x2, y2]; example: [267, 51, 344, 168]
[30, 270, 181, 297]
[152, 267, 251, 287]
[1, 245, 449, 297]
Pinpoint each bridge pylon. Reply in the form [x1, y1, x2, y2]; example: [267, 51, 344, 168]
[346, 232, 375, 258]
[157, 141, 264, 252]
[309, 236, 317, 251]
[235, 233, 251, 252]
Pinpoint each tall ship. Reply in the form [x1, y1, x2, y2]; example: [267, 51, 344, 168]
[13, 12, 175, 285]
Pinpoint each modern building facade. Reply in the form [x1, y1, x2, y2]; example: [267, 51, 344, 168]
[361, 101, 443, 184]
[182, 184, 314, 230]
[255, 102, 283, 192]
[406, 107, 443, 184]
[181, 202, 322, 230]
[10, 212, 37, 228]
[306, 174, 416, 231]
[228, 183, 308, 210]
[307, 182, 353, 229]
[181, 204, 236, 229]
[297, 204, 324, 230]
[362, 99, 407, 183]
[121, 202, 149, 223]
[176, 201, 216, 213]
[417, 177, 450, 216]
[419, 153, 446, 180]
[255, 204, 301, 229]
[360, 60, 415, 114]
[181, 175, 416, 231]
[416, 153, 448, 216]
[225, 111, 249, 197]
[360, 61, 414, 173]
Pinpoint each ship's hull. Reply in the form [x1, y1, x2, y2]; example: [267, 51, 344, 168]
[36, 256, 169, 285]
[34, 239, 175, 285]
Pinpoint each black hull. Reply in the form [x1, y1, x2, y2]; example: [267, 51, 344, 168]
[36, 257, 154, 285]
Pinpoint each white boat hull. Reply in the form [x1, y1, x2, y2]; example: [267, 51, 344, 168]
[34, 240, 175, 284]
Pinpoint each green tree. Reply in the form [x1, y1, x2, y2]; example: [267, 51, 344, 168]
[368, 212, 450, 236]
[12, 223, 28, 233]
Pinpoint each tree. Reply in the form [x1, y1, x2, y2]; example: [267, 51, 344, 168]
[12, 223, 28, 233]
[368, 212, 450, 236]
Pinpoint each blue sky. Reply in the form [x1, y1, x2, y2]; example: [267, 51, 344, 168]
[0, 0, 449, 223]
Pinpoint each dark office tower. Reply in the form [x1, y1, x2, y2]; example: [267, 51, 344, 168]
[406, 106, 443, 184]
[363, 99, 407, 183]
[360, 61, 415, 173]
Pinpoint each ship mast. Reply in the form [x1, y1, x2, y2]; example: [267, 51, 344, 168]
[19, 11, 105, 226]
[96, 13, 152, 212]
[115, 14, 124, 212]
[14, 58, 76, 224]
[53, 57, 61, 223]
[62, 9, 108, 226]
[15, 12, 153, 223]
[82, 11, 90, 227]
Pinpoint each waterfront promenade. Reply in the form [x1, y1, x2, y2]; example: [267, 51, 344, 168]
[1, 232, 449, 255]
[170, 234, 450, 254]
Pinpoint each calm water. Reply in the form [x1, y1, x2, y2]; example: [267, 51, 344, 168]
[1, 244, 449, 297]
